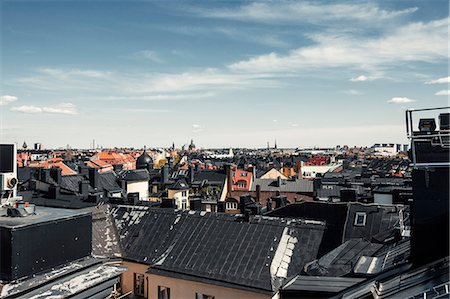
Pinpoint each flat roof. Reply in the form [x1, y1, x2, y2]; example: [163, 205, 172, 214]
[0, 206, 90, 229]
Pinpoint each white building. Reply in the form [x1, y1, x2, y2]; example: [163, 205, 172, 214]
[168, 180, 190, 210]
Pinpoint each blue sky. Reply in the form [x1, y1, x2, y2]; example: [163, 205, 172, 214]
[1, 0, 449, 149]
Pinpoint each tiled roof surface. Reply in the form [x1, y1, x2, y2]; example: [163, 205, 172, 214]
[110, 206, 325, 293]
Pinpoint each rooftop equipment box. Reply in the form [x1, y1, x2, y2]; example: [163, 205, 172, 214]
[0, 207, 92, 281]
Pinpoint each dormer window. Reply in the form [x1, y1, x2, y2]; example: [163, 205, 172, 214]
[354, 212, 367, 226]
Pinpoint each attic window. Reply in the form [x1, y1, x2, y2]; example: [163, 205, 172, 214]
[354, 212, 367, 226]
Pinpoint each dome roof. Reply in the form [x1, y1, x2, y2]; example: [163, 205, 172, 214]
[136, 147, 153, 169]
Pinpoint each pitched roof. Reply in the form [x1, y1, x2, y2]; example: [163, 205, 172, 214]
[110, 206, 325, 293]
[251, 178, 313, 193]
[119, 169, 149, 182]
[304, 239, 383, 277]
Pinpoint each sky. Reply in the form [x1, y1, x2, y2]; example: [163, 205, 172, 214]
[0, 0, 449, 149]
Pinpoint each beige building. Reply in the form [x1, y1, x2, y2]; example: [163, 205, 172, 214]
[121, 261, 276, 299]
[167, 180, 190, 210]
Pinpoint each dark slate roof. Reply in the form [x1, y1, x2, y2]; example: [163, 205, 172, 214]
[168, 179, 189, 190]
[282, 275, 364, 295]
[110, 206, 325, 293]
[0, 257, 125, 299]
[304, 239, 383, 277]
[372, 257, 449, 299]
[317, 185, 343, 198]
[354, 239, 410, 275]
[97, 172, 122, 192]
[266, 201, 349, 256]
[251, 178, 313, 193]
[82, 205, 121, 258]
[266, 201, 405, 257]
[343, 203, 401, 241]
[192, 170, 227, 186]
[119, 169, 149, 182]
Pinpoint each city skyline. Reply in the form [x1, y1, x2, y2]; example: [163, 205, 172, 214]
[1, 0, 449, 148]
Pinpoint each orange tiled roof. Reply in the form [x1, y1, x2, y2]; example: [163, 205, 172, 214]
[28, 159, 77, 176]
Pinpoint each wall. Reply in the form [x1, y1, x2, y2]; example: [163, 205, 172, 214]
[168, 189, 189, 210]
[120, 261, 150, 298]
[147, 273, 271, 299]
[127, 181, 149, 201]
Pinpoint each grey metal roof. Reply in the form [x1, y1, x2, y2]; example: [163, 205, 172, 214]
[110, 206, 325, 293]
[251, 178, 313, 193]
[304, 239, 383, 277]
[282, 275, 364, 293]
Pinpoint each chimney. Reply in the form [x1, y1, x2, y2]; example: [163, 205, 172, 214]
[40, 168, 50, 182]
[78, 164, 89, 176]
[266, 197, 273, 212]
[256, 184, 261, 202]
[297, 162, 302, 179]
[225, 164, 233, 193]
[78, 180, 89, 198]
[188, 165, 195, 183]
[277, 176, 282, 187]
[49, 167, 62, 185]
[161, 164, 169, 185]
[88, 167, 99, 189]
[48, 184, 60, 199]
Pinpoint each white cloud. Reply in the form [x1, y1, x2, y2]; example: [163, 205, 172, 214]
[133, 50, 164, 63]
[0, 95, 18, 106]
[43, 103, 79, 115]
[425, 76, 450, 84]
[228, 18, 448, 73]
[192, 124, 204, 133]
[350, 75, 372, 82]
[387, 97, 416, 104]
[435, 90, 450, 96]
[193, 2, 417, 26]
[10, 105, 42, 113]
[10, 103, 79, 115]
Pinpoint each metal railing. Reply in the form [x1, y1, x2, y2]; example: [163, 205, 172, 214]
[405, 107, 450, 169]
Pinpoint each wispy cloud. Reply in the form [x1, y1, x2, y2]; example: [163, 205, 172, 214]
[7, 67, 282, 97]
[132, 50, 164, 63]
[341, 89, 364, 96]
[189, 1, 417, 26]
[0, 95, 18, 106]
[425, 76, 450, 84]
[435, 90, 450, 96]
[387, 97, 416, 104]
[11, 103, 79, 115]
[103, 92, 215, 101]
[228, 18, 448, 74]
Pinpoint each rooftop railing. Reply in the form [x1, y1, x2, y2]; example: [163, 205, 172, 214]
[405, 107, 450, 169]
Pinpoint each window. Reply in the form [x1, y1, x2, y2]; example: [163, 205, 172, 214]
[226, 202, 238, 210]
[237, 181, 247, 188]
[240, 172, 248, 177]
[196, 293, 215, 299]
[158, 286, 170, 299]
[134, 273, 145, 297]
[354, 212, 367, 226]
[182, 191, 187, 197]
